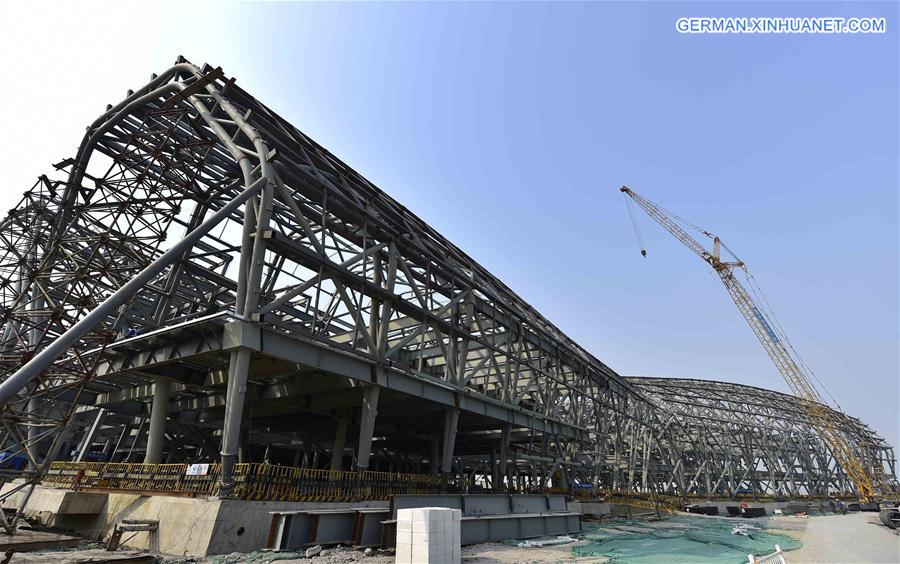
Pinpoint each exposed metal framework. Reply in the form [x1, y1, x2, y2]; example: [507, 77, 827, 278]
[0, 60, 894, 531]
[628, 377, 898, 498]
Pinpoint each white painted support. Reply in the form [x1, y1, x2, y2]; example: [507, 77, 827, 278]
[395, 507, 461, 564]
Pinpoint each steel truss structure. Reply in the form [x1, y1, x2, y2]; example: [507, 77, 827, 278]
[628, 377, 897, 498]
[0, 60, 894, 531]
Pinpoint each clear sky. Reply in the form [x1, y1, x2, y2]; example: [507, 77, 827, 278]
[1, 1, 897, 449]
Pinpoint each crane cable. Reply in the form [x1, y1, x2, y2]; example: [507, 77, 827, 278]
[626, 188, 844, 414]
[740, 267, 844, 412]
[623, 193, 647, 257]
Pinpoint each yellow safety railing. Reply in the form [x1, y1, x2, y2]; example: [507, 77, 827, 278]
[595, 488, 687, 513]
[43, 462, 445, 501]
[43, 462, 219, 496]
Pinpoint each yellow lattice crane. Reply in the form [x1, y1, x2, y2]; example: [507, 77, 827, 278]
[620, 185, 879, 502]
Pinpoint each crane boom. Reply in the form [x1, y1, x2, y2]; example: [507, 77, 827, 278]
[620, 185, 879, 502]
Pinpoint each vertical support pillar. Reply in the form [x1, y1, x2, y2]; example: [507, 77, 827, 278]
[430, 434, 440, 475]
[218, 165, 276, 495]
[499, 425, 511, 493]
[490, 450, 498, 492]
[356, 386, 380, 470]
[143, 380, 170, 464]
[330, 412, 349, 471]
[219, 347, 252, 493]
[441, 409, 460, 488]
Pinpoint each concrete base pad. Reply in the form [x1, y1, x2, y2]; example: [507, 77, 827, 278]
[7, 548, 154, 563]
[0, 529, 80, 552]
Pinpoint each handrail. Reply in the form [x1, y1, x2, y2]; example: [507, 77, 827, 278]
[43, 461, 445, 502]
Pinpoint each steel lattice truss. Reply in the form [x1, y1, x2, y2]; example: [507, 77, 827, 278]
[627, 377, 898, 498]
[0, 61, 894, 526]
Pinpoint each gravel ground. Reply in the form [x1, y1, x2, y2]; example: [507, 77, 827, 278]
[15, 511, 896, 563]
[461, 540, 608, 563]
[780, 511, 900, 563]
[161, 545, 395, 564]
[157, 540, 608, 564]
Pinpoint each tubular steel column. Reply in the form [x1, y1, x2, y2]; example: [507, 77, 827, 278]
[144, 380, 171, 464]
[355, 386, 380, 470]
[217, 180, 275, 494]
[441, 409, 460, 488]
[499, 424, 511, 493]
[330, 412, 349, 471]
[430, 435, 441, 475]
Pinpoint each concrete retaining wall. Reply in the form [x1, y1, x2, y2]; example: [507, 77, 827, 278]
[1, 483, 388, 556]
[569, 501, 611, 518]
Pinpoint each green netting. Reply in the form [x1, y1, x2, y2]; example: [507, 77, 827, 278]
[574, 516, 801, 564]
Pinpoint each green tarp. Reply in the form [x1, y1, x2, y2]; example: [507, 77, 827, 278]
[574, 516, 801, 564]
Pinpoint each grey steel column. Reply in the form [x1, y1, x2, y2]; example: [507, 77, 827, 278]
[217, 175, 275, 495]
[499, 424, 511, 493]
[143, 380, 171, 464]
[330, 413, 349, 471]
[430, 435, 440, 475]
[441, 409, 460, 485]
[219, 347, 251, 490]
[490, 450, 498, 492]
[355, 386, 380, 470]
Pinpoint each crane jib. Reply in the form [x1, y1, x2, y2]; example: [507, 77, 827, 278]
[751, 306, 780, 343]
[620, 185, 884, 502]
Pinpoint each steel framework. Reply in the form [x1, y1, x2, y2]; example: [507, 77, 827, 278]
[0, 60, 894, 531]
[628, 377, 897, 498]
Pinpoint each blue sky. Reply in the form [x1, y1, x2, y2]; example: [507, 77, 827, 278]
[1, 1, 897, 448]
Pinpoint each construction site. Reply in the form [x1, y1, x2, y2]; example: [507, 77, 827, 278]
[0, 60, 897, 563]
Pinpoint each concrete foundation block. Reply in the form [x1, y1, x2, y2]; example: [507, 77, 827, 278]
[396, 507, 461, 564]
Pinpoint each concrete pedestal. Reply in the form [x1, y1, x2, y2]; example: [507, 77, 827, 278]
[395, 506, 461, 564]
